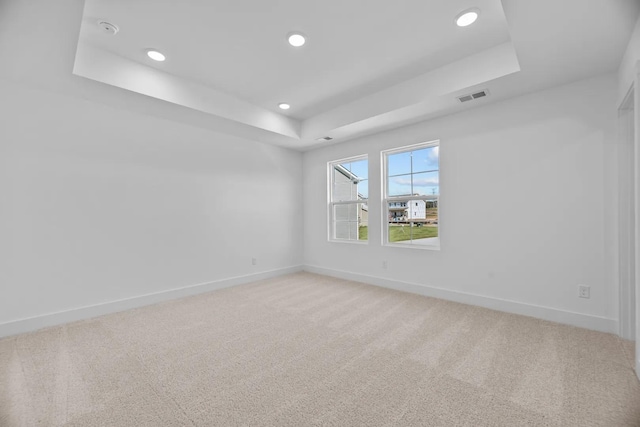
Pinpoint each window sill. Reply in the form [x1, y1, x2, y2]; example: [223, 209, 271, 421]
[328, 239, 369, 245]
[384, 237, 440, 251]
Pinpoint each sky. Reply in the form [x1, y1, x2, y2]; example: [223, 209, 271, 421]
[388, 146, 439, 197]
[337, 145, 439, 200]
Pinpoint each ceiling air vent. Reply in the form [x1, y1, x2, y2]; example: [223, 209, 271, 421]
[457, 89, 489, 103]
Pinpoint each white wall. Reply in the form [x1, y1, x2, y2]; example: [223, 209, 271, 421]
[303, 74, 619, 332]
[0, 78, 303, 332]
[0, 0, 303, 335]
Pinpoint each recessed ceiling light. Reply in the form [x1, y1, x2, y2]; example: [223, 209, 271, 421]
[287, 33, 306, 47]
[147, 50, 166, 61]
[455, 8, 480, 27]
[278, 103, 291, 110]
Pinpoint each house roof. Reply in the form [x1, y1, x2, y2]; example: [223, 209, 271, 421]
[334, 164, 362, 183]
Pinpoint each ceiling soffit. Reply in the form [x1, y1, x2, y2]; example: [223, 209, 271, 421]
[72, 1, 523, 148]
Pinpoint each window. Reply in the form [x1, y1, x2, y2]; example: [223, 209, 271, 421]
[328, 156, 368, 242]
[382, 141, 439, 248]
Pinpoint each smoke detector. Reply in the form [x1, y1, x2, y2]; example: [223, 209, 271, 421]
[97, 21, 119, 36]
[457, 89, 489, 103]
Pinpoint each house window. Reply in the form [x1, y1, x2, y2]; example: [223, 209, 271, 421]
[382, 141, 439, 248]
[328, 155, 368, 242]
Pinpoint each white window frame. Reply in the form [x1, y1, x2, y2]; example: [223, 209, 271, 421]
[381, 140, 440, 250]
[327, 155, 368, 244]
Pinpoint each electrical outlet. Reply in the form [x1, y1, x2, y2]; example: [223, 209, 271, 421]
[578, 285, 590, 299]
[252, 258, 257, 266]
[382, 260, 388, 270]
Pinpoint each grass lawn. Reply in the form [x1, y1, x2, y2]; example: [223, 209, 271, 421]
[359, 226, 369, 240]
[358, 225, 438, 242]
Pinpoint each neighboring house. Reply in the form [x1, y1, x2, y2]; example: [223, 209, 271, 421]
[333, 164, 360, 201]
[389, 200, 410, 221]
[334, 165, 367, 238]
[407, 199, 426, 219]
[358, 194, 368, 227]
[388, 195, 437, 221]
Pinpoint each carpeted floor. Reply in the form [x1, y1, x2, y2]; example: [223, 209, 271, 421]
[0, 272, 638, 426]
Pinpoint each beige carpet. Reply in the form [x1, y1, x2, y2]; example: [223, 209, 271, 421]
[0, 272, 638, 426]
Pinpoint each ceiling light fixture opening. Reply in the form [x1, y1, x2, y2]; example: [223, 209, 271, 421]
[278, 103, 291, 110]
[455, 8, 480, 27]
[147, 50, 166, 62]
[287, 32, 306, 47]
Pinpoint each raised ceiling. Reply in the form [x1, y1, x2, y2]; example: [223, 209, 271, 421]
[74, 0, 640, 150]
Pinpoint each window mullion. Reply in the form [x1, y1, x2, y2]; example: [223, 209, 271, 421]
[331, 200, 367, 206]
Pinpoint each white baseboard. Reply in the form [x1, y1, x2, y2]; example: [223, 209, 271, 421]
[0, 265, 303, 338]
[304, 265, 618, 335]
[1, 264, 618, 338]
